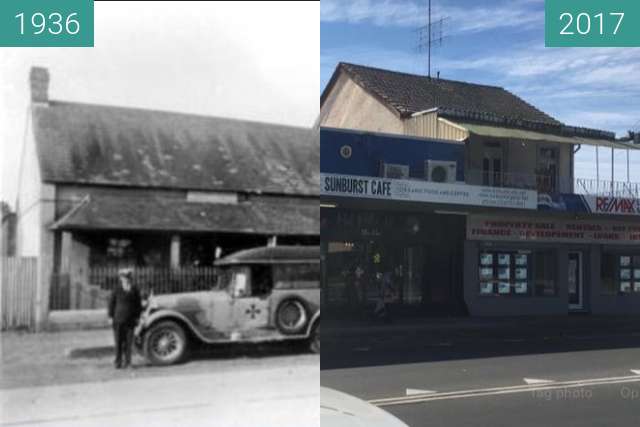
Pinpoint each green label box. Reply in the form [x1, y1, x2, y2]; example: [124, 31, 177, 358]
[546, 0, 640, 47]
[0, 0, 93, 47]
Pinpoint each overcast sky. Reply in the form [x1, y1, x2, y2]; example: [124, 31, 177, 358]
[321, 0, 640, 183]
[0, 1, 319, 208]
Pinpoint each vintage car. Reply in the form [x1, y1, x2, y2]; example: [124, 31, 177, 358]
[135, 245, 320, 365]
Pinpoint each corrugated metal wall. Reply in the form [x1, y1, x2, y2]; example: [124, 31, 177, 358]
[404, 113, 468, 142]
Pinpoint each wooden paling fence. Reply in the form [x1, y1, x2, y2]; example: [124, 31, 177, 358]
[1, 257, 38, 330]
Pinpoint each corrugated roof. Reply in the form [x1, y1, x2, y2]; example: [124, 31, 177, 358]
[457, 122, 640, 150]
[33, 101, 319, 196]
[50, 195, 319, 235]
[325, 62, 561, 126]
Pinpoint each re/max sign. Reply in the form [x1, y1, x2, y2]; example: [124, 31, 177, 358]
[595, 196, 640, 214]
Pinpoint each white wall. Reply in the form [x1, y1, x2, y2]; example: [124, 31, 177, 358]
[15, 107, 42, 257]
[319, 72, 404, 134]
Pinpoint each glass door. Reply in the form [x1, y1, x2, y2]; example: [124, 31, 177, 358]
[568, 252, 583, 310]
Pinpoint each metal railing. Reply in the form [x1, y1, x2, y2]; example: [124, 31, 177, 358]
[465, 169, 555, 193]
[574, 178, 640, 198]
[50, 266, 218, 310]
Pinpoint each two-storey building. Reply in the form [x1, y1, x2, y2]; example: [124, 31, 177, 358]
[320, 62, 640, 317]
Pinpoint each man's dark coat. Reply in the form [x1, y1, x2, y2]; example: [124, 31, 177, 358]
[108, 286, 143, 326]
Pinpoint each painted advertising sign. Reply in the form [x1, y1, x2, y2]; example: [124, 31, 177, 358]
[467, 215, 640, 245]
[321, 173, 538, 210]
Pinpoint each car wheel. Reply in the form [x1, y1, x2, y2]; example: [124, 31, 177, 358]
[276, 299, 308, 335]
[144, 320, 188, 366]
[309, 323, 320, 354]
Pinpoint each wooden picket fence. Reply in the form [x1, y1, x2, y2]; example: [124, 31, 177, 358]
[1, 257, 38, 330]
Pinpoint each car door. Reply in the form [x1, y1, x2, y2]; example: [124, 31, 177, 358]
[231, 265, 270, 338]
[203, 267, 241, 340]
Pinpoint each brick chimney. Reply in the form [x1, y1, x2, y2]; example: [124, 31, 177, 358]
[29, 67, 50, 104]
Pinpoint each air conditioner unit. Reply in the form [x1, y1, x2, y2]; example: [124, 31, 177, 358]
[425, 160, 457, 183]
[380, 162, 410, 179]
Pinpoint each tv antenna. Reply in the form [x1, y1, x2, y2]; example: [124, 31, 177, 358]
[416, 0, 449, 78]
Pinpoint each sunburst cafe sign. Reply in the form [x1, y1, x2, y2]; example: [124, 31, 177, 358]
[321, 173, 537, 210]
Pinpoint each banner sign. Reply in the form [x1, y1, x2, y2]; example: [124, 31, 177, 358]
[321, 173, 537, 210]
[467, 215, 640, 245]
[538, 193, 640, 217]
[586, 195, 640, 216]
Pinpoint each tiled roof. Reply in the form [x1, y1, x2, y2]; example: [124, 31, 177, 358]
[33, 101, 319, 196]
[51, 194, 318, 235]
[325, 62, 562, 126]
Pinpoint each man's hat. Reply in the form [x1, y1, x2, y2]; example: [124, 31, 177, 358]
[118, 268, 133, 279]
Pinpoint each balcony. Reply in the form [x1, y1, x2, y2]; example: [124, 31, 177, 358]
[465, 169, 556, 193]
[575, 178, 640, 199]
[466, 170, 640, 199]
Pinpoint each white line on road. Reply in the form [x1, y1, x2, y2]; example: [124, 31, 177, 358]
[369, 374, 640, 407]
[406, 388, 436, 396]
[523, 378, 554, 385]
[630, 370, 640, 375]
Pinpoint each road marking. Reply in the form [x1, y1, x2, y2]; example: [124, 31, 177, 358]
[369, 374, 640, 407]
[630, 370, 640, 375]
[523, 378, 554, 385]
[406, 388, 436, 396]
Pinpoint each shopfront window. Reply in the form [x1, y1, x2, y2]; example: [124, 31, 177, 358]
[602, 254, 640, 295]
[478, 251, 531, 296]
[618, 255, 640, 293]
[479, 249, 556, 297]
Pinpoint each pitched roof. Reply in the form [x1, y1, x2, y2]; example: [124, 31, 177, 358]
[51, 194, 318, 235]
[322, 62, 561, 126]
[32, 101, 319, 196]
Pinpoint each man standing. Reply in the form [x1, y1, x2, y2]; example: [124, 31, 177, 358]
[108, 268, 142, 369]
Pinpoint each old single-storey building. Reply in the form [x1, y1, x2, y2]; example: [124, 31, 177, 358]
[320, 62, 640, 318]
[15, 67, 319, 330]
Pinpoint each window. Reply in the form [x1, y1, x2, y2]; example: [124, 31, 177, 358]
[231, 268, 249, 298]
[251, 265, 273, 297]
[534, 251, 557, 296]
[273, 263, 320, 289]
[478, 251, 531, 296]
[617, 255, 640, 294]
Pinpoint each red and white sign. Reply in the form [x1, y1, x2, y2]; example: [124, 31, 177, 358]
[587, 196, 640, 216]
[467, 215, 640, 245]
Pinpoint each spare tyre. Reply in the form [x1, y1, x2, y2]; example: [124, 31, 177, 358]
[276, 299, 308, 335]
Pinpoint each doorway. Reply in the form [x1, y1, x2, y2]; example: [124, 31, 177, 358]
[568, 252, 584, 311]
[482, 143, 503, 187]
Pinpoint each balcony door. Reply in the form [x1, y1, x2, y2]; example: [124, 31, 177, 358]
[482, 143, 503, 187]
[537, 146, 558, 194]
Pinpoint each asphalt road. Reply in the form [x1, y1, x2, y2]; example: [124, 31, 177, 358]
[321, 332, 640, 426]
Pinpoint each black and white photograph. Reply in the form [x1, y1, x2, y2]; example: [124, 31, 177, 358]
[1, 2, 319, 426]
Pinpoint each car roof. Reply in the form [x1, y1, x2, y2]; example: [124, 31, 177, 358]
[214, 245, 319, 266]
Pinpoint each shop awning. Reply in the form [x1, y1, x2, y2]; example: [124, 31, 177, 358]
[50, 195, 319, 236]
[454, 121, 640, 150]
